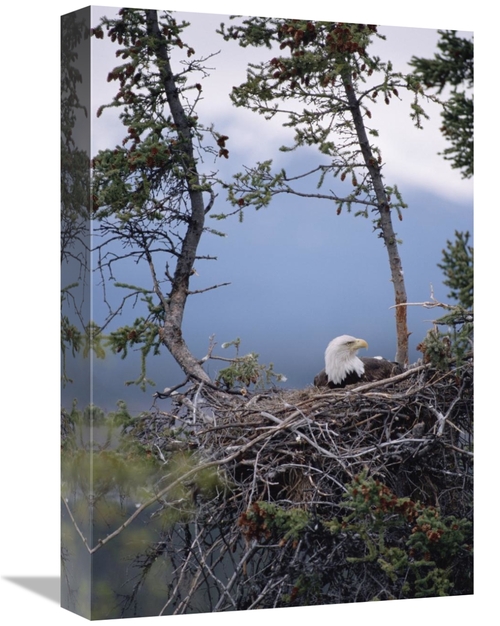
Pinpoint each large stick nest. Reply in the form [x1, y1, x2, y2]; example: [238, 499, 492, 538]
[134, 360, 473, 521]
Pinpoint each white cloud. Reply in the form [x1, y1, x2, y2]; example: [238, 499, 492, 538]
[91, 8, 472, 206]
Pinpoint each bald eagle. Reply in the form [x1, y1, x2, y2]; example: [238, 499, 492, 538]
[314, 334, 402, 388]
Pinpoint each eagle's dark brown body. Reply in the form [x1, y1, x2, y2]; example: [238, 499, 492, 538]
[314, 357, 402, 388]
[313, 335, 402, 389]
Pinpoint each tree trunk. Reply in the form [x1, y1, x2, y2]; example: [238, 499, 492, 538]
[145, 10, 211, 382]
[342, 71, 409, 365]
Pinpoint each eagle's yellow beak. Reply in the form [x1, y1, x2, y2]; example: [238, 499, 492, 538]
[353, 338, 368, 351]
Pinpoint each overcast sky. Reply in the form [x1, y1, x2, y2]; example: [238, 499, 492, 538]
[72, 5, 476, 412]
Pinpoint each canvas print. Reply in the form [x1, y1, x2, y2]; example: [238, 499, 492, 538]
[61, 6, 473, 620]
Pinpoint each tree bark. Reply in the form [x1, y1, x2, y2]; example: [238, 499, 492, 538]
[342, 71, 409, 365]
[145, 10, 211, 382]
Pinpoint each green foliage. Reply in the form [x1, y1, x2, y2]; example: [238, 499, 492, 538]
[61, 12, 91, 226]
[410, 30, 473, 178]
[81, 321, 106, 359]
[237, 472, 471, 602]
[438, 230, 473, 309]
[417, 311, 473, 370]
[223, 160, 280, 212]
[90, 9, 234, 386]
[335, 473, 471, 598]
[238, 501, 310, 543]
[61, 313, 83, 387]
[104, 289, 168, 389]
[218, 17, 424, 364]
[61, 286, 106, 384]
[61, 14, 92, 392]
[417, 231, 473, 370]
[61, 9, 90, 381]
[106, 321, 160, 389]
[216, 18, 422, 222]
[62, 401, 228, 515]
[91, 10, 225, 224]
[215, 338, 286, 390]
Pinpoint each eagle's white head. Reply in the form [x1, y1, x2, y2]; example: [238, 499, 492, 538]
[324, 335, 368, 385]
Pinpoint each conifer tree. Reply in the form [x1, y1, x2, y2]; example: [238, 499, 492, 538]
[91, 9, 230, 386]
[417, 231, 473, 369]
[217, 19, 432, 366]
[410, 30, 473, 179]
[438, 230, 473, 310]
[61, 11, 91, 384]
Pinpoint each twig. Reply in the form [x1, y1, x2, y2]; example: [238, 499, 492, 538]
[61, 496, 92, 553]
[67, 409, 309, 554]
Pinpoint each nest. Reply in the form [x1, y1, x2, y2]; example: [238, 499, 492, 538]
[134, 359, 473, 521]
[107, 360, 474, 611]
